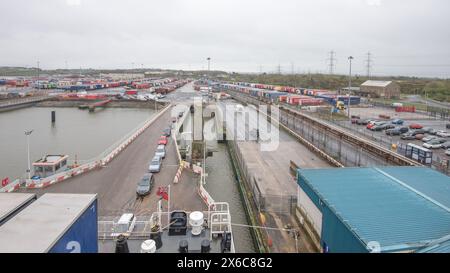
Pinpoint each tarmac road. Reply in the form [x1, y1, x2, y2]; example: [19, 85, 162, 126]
[19, 107, 179, 216]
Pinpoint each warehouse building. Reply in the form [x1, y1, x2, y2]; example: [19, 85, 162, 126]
[296, 167, 450, 253]
[359, 80, 400, 98]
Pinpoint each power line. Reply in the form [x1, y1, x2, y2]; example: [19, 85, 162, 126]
[327, 50, 336, 74]
[277, 64, 281, 74]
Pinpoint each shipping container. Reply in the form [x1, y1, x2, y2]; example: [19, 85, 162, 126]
[0, 193, 98, 253]
[0, 193, 36, 226]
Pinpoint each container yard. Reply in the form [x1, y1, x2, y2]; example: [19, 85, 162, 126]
[1, 2, 450, 271]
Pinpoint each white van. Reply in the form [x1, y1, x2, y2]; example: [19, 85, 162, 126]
[111, 213, 136, 237]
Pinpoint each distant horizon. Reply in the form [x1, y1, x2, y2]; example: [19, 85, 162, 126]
[1, 65, 449, 80]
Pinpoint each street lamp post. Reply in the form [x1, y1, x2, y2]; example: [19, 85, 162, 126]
[37, 61, 40, 91]
[348, 56, 354, 120]
[25, 130, 33, 180]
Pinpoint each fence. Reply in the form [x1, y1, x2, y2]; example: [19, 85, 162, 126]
[229, 140, 296, 215]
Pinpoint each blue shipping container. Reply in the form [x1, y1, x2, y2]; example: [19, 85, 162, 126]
[49, 199, 98, 253]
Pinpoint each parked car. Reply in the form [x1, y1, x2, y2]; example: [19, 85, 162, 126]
[422, 127, 433, 133]
[441, 141, 450, 149]
[136, 173, 154, 196]
[162, 127, 171, 137]
[436, 130, 450, 138]
[423, 140, 443, 149]
[386, 128, 401, 136]
[409, 123, 423, 129]
[391, 119, 404, 125]
[415, 134, 425, 140]
[411, 129, 426, 135]
[158, 136, 168, 145]
[381, 124, 395, 130]
[428, 128, 438, 135]
[148, 155, 162, 173]
[356, 119, 371, 125]
[155, 145, 166, 159]
[111, 213, 136, 237]
[446, 148, 450, 156]
[446, 124, 450, 129]
[367, 121, 384, 130]
[398, 127, 409, 134]
[422, 135, 438, 142]
[178, 111, 184, 118]
[401, 133, 416, 140]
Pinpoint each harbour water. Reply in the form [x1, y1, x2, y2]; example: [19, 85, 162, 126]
[0, 106, 156, 180]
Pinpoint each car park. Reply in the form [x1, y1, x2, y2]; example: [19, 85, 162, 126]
[148, 155, 162, 173]
[158, 136, 168, 145]
[423, 139, 443, 149]
[155, 145, 166, 159]
[136, 173, 154, 197]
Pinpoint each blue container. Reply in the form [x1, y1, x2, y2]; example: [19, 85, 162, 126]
[49, 198, 98, 253]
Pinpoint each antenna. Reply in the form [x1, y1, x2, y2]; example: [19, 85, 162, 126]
[277, 64, 281, 74]
[327, 51, 336, 74]
[366, 52, 372, 78]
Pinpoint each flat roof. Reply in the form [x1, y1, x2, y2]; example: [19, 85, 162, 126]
[0, 193, 96, 253]
[33, 155, 68, 166]
[361, 80, 394, 88]
[0, 193, 36, 224]
[297, 167, 450, 252]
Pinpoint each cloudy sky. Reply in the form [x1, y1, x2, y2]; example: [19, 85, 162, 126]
[1, 0, 449, 77]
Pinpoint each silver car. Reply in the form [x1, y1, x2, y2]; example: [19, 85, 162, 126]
[155, 145, 166, 159]
[148, 155, 162, 173]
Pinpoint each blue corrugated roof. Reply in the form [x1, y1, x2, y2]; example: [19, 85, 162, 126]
[297, 167, 450, 252]
[419, 239, 450, 253]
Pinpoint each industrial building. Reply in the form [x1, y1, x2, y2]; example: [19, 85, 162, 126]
[296, 167, 450, 253]
[359, 80, 401, 98]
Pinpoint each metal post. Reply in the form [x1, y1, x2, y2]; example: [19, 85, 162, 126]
[25, 130, 33, 179]
[167, 184, 171, 226]
[348, 56, 353, 120]
[37, 61, 40, 91]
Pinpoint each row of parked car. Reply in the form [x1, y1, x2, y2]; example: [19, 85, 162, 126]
[136, 126, 172, 197]
[354, 117, 450, 154]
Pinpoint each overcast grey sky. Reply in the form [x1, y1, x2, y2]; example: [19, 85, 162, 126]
[1, 0, 449, 77]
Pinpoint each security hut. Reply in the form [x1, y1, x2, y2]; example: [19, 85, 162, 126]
[359, 80, 400, 99]
[296, 167, 450, 253]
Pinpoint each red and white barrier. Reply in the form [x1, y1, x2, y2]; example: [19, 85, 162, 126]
[6, 105, 173, 191]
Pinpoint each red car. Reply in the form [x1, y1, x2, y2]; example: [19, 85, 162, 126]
[158, 136, 168, 145]
[409, 123, 423, 129]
